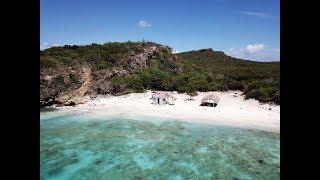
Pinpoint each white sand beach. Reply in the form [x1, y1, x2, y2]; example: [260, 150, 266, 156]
[59, 90, 280, 133]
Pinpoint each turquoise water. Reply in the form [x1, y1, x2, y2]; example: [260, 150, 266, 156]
[40, 110, 280, 180]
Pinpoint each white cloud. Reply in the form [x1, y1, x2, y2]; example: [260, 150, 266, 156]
[227, 43, 279, 61]
[138, 20, 151, 28]
[40, 42, 50, 50]
[40, 42, 60, 50]
[246, 44, 265, 53]
[172, 49, 180, 54]
[240, 11, 271, 19]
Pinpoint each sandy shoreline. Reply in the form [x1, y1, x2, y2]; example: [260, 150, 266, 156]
[49, 90, 280, 133]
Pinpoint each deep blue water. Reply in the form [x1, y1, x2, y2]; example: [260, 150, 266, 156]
[40, 110, 280, 180]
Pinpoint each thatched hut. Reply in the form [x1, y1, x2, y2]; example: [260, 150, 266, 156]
[152, 91, 167, 105]
[167, 94, 177, 105]
[152, 91, 177, 105]
[200, 94, 220, 107]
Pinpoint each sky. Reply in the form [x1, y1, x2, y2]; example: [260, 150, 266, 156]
[41, 0, 280, 61]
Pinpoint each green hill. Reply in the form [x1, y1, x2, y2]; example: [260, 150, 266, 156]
[40, 41, 279, 107]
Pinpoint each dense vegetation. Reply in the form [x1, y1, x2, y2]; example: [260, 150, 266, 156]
[40, 41, 160, 69]
[177, 49, 280, 104]
[111, 46, 280, 104]
[41, 41, 280, 105]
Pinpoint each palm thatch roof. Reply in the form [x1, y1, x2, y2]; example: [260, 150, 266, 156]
[152, 91, 168, 99]
[152, 91, 177, 100]
[201, 94, 220, 104]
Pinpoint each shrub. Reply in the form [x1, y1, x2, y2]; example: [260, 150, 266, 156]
[52, 75, 66, 89]
[272, 92, 280, 104]
[69, 73, 79, 84]
[245, 89, 267, 101]
[245, 87, 279, 103]
[60, 57, 73, 66]
[186, 85, 197, 97]
[144, 67, 172, 90]
[124, 74, 144, 90]
[40, 58, 58, 68]
[187, 72, 208, 91]
[98, 61, 108, 69]
[226, 81, 246, 90]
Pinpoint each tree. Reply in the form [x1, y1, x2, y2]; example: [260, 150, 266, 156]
[186, 85, 197, 100]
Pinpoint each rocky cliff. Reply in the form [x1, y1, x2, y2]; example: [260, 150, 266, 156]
[40, 42, 179, 107]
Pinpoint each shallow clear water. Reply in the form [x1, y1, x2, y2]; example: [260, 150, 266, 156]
[40, 110, 280, 180]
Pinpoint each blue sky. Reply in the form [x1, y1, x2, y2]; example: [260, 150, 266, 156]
[41, 0, 280, 61]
